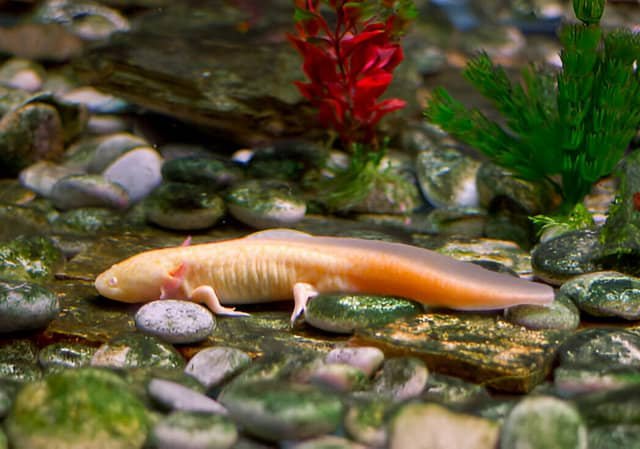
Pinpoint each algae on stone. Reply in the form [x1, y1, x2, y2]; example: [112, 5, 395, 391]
[5, 368, 150, 449]
[353, 312, 568, 393]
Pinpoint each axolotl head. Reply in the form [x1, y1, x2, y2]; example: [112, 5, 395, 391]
[95, 251, 176, 303]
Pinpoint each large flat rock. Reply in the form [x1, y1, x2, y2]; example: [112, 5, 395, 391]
[353, 312, 569, 393]
[74, 1, 316, 145]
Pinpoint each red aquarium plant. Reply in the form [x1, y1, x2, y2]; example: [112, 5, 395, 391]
[288, 0, 416, 149]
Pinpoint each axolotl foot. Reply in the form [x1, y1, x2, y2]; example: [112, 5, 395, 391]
[189, 282, 320, 325]
[190, 285, 250, 317]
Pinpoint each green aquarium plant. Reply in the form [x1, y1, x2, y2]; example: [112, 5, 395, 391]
[424, 0, 640, 215]
[288, 0, 416, 211]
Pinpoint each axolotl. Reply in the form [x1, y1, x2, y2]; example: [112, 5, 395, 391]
[95, 229, 555, 322]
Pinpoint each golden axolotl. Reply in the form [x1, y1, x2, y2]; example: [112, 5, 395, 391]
[95, 229, 555, 323]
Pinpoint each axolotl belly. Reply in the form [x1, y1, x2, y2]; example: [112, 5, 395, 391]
[94, 229, 555, 322]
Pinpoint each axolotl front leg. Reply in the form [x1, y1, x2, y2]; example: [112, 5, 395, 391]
[162, 263, 319, 323]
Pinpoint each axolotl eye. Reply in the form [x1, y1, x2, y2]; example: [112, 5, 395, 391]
[108, 277, 118, 287]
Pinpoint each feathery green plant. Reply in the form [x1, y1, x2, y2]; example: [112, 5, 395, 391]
[424, 0, 640, 213]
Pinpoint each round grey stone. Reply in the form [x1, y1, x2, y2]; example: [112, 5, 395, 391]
[389, 402, 499, 449]
[505, 293, 579, 330]
[148, 378, 227, 414]
[325, 347, 384, 377]
[62, 87, 130, 114]
[144, 183, 226, 231]
[91, 333, 185, 370]
[372, 357, 429, 402]
[185, 347, 251, 389]
[309, 363, 368, 392]
[0, 280, 59, 333]
[304, 294, 423, 334]
[18, 160, 84, 197]
[416, 145, 480, 208]
[0, 58, 45, 92]
[50, 174, 130, 210]
[87, 132, 148, 173]
[531, 229, 602, 285]
[226, 179, 306, 229]
[560, 271, 640, 320]
[151, 411, 237, 449]
[219, 380, 343, 442]
[103, 147, 163, 203]
[500, 396, 587, 449]
[135, 300, 214, 344]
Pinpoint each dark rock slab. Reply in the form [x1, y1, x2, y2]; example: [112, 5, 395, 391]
[352, 312, 569, 393]
[42, 281, 136, 344]
[74, 2, 316, 145]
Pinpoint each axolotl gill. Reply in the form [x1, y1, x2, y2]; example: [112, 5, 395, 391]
[95, 229, 555, 322]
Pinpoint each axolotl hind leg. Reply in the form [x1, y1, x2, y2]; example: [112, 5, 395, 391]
[190, 285, 250, 317]
[291, 282, 319, 325]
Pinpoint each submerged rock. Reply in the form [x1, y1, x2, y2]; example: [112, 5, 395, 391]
[144, 182, 226, 231]
[0, 235, 64, 283]
[416, 144, 480, 208]
[91, 333, 184, 370]
[389, 402, 499, 449]
[150, 411, 237, 449]
[226, 179, 306, 229]
[0, 280, 59, 333]
[531, 229, 602, 285]
[304, 294, 423, 334]
[50, 174, 130, 210]
[598, 149, 640, 275]
[219, 380, 343, 442]
[353, 312, 568, 393]
[134, 300, 215, 344]
[560, 271, 640, 320]
[0, 102, 64, 177]
[505, 294, 580, 331]
[500, 396, 587, 449]
[5, 368, 149, 449]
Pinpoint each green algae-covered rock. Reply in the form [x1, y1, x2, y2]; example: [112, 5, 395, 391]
[599, 150, 640, 274]
[588, 425, 640, 449]
[0, 235, 63, 283]
[500, 396, 586, 449]
[574, 384, 640, 427]
[150, 411, 238, 449]
[219, 380, 343, 442]
[91, 333, 184, 370]
[531, 229, 602, 285]
[304, 294, 423, 334]
[353, 312, 568, 393]
[559, 271, 640, 320]
[0, 279, 59, 333]
[161, 156, 243, 188]
[505, 293, 580, 331]
[5, 368, 150, 449]
[389, 402, 499, 449]
[144, 182, 225, 231]
[226, 179, 306, 229]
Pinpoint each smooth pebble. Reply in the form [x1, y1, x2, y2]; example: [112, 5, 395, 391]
[135, 300, 214, 344]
